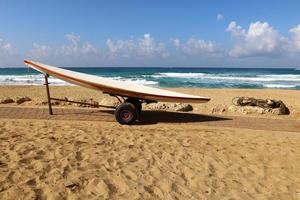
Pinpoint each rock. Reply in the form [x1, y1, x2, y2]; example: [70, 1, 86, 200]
[243, 106, 266, 114]
[99, 98, 120, 107]
[172, 103, 193, 112]
[228, 105, 238, 112]
[146, 102, 193, 112]
[211, 105, 227, 113]
[15, 96, 31, 104]
[233, 97, 289, 115]
[149, 103, 168, 110]
[271, 105, 290, 115]
[24, 96, 31, 101]
[277, 100, 290, 115]
[0, 97, 14, 104]
[51, 101, 60, 105]
[229, 104, 289, 115]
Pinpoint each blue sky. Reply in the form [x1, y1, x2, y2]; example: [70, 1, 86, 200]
[0, 0, 300, 67]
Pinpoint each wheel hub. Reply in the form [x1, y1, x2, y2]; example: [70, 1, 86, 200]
[120, 110, 132, 121]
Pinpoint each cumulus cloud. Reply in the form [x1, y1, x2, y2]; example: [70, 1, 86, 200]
[289, 24, 300, 51]
[216, 13, 224, 21]
[29, 33, 98, 60]
[226, 21, 245, 37]
[173, 37, 217, 55]
[226, 21, 286, 57]
[58, 33, 98, 56]
[106, 34, 169, 58]
[106, 39, 135, 58]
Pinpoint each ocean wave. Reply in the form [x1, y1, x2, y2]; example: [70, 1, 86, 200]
[152, 72, 300, 82]
[0, 75, 70, 85]
[263, 84, 297, 88]
[110, 77, 158, 85]
[0, 75, 158, 86]
[257, 74, 300, 79]
[151, 72, 207, 78]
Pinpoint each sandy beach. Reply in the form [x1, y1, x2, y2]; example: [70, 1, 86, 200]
[0, 86, 300, 199]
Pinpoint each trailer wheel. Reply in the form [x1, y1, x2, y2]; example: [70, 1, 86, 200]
[115, 102, 137, 125]
[126, 98, 142, 113]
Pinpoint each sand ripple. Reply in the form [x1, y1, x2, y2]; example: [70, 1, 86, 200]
[0, 119, 300, 199]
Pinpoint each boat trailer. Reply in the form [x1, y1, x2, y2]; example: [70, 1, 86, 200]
[43, 74, 155, 124]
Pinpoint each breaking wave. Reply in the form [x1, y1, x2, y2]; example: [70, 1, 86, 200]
[0, 74, 158, 86]
[152, 73, 300, 82]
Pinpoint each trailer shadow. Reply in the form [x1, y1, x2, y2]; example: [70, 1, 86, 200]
[101, 110, 231, 125]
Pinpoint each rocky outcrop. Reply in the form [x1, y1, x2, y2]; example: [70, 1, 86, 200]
[230, 97, 290, 115]
[98, 98, 120, 107]
[15, 96, 32, 104]
[145, 103, 193, 112]
[0, 97, 31, 104]
[0, 97, 14, 104]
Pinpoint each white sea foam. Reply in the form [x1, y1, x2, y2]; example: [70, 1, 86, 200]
[258, 74, 300, 79]
[0, 75, 70, 85]
[110, 77, 158, 85]
[152, 72, 207, 78]
[263, 84, 297, 88]
[0, 74, 158, 86]
[152, 72, 300, 82]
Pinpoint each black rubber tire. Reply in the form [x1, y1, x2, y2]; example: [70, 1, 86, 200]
[114, 102, 138, 125]
[126, 98, 142, 113]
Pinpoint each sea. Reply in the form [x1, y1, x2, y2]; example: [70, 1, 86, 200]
[1, 67, 300, 89]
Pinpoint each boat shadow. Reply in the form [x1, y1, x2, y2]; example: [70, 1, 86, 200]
[101, 110, 231, 125]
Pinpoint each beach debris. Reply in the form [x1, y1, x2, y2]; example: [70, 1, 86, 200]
[146, 102, 193, 112]
[0, 97, 14, 104]
[231, 97, 290, 115]
[15, 96, 31, 104]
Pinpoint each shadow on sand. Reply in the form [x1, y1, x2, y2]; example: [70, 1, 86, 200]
[101, 110, 231, 125]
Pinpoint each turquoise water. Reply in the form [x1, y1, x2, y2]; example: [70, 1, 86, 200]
[1, 67, 300, 89]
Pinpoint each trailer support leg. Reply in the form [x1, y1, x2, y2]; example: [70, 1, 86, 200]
[44, 74, 53, 115]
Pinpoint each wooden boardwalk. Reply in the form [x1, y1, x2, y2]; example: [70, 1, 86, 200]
[0, 106, 299, 132]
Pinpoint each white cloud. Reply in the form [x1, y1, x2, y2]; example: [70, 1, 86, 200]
[173, 37, 217, 55]
[29, 33, 98, 60]
[289, 24, 300, 51]
[216, 13, 224, 21]
[58, 33, 98, 56]
[226, 21, 285, 57]
[226, 21, 245, 37]
[65, 33, 80, 44]
[106, 39, 135, 58]
[106, 34, 169, 58]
